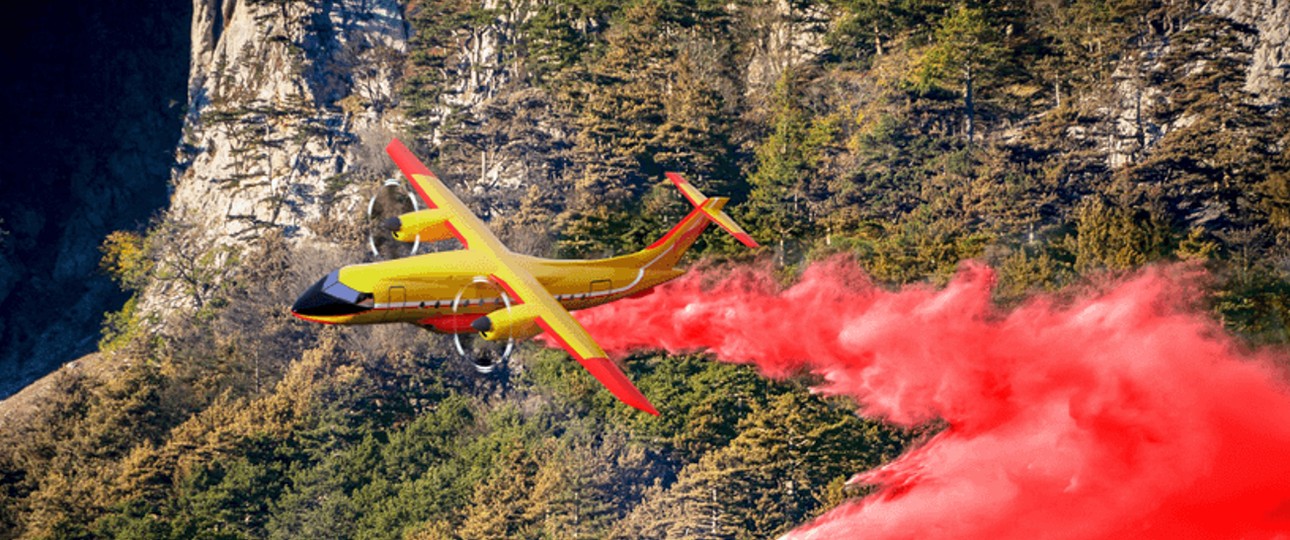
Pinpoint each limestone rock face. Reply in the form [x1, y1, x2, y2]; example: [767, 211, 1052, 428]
[1067, 0, 1285, 172]
[413, 0, 538, 198]
[164, 0, 834, 261]
[171, 0, 407, 246]
[137, 0, 409, 315]
[1207, 0, 1290, 103]
[742, 0, 830, 103]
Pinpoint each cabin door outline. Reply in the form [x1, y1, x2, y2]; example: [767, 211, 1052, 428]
[385, 286, 406, 322]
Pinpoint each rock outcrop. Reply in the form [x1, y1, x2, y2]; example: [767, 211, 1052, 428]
[172, 0, 408, 244]
[1208, 0, 1290, 103]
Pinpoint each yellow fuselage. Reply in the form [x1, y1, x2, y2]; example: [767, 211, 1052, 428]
[294, 249, 684, 333]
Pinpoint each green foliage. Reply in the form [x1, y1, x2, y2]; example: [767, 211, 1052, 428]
[743, 71, 839, 262]
[520, 1, 623, 81]
[993, 246, 1072, 302]
[99, 295, 146, 352]
[1214, 273, 1290, 345]
[100, 231, 151, 291]
[401, 0, 492, 133]
[1071, 197, 1172, 273]
[913, 3, 1011, 143]
[827, 211, 992, 285]
[913, 4, 1005, 94]
[614, 391, 910, 538]
[824, 0, 946, 66]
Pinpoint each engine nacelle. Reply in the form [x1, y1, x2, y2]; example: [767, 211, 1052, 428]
[383, 209, 456, 243]
[471, 304, 544, 342]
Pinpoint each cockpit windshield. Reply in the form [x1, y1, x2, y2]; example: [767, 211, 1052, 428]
[292, 270, 374, 316]
[322, 270, 370, 305]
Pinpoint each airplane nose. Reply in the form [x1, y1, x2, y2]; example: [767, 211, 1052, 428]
[292, 271, 373, 317]
[291, 283, 335, 315]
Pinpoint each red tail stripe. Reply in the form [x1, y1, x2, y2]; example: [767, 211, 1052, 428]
[732, 232, 759, 248]
[645, 203, 708, 250]
[665, 172, 704, 207]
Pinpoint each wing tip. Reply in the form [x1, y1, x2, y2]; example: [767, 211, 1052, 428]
[734, 232, 760, 249]
[385, 137, 409, 155]
[583, 356, 660, 416]
[385, 138, 434, 179]
[664, 171, 706, 207]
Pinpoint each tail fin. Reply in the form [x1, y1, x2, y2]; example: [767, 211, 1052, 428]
[665, 172, 759, 249]
[630, 173, 758, 269]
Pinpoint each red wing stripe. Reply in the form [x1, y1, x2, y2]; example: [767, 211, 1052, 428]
[443, 221, 468, 249]
[488, 274, 525, 305]
[386, 139, 440, 209]
[535, 317, 659, 416]
[577, 356, 659, 416]
[536, 317, 569, 352]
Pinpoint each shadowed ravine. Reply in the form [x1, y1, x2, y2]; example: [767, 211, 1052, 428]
[0, 0, 189, 398]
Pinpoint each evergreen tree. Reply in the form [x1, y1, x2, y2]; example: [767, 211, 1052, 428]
[742, 70, 836, 264]
[615, 392, 907, 539]
[914, 4, 1009, 144]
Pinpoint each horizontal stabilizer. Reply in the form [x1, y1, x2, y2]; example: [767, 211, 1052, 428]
[665, 172, 759, 248]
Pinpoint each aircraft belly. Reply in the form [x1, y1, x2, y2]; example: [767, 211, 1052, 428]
[419, 312, 485, 333]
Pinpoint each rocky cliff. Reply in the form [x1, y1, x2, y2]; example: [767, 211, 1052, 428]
[1209, 0, 1290, 103]
[145, 0, 832, 311]
[173, 0, 407, 241]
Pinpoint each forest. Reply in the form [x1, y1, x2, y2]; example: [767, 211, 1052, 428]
[3, 0, 1289, 538]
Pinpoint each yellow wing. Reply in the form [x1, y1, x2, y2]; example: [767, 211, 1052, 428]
[490, 267, 659, 416]
[386, 139, 659, 416]
[386, 139, 502, 254]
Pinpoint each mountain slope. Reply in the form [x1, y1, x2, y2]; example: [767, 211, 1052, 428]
[2, 0, 1289, 538]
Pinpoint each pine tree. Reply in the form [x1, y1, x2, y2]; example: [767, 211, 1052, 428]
[915, 4, 1008, 144]
[458, 445, 542, 539]
[614, 391, 908, 538]
[1071, 197, 1171, 272]
[742, 70, 836, 264]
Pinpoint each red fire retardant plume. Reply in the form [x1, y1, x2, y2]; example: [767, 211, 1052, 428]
[555, 259, 1290, 539]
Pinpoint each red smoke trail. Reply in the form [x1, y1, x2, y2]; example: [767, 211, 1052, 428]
[560, 259, 1290, 539]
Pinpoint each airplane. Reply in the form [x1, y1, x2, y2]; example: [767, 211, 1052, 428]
[290, 139, 758, 416]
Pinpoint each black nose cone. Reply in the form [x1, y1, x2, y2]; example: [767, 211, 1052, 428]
[292, 271, 373, 317]
[471, 316, 493, 333]
[382, 216, 402, 232]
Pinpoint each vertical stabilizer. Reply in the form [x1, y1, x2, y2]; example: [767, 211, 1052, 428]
[630, 173, 759, 269]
